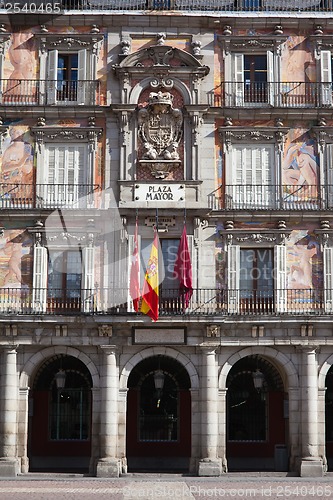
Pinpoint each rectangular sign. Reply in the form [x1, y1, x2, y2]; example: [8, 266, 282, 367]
[134, 328, 186, 344]
[135, 184, 185, 202]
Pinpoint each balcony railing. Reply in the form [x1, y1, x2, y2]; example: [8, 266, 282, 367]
[0, 184, 101, 209]
[0, 287, 328, 316]
[208, 185, 326, 211]
[214, 82, 333, 108]
[0, 80, 104, 106]
[1, 0, 329, 13]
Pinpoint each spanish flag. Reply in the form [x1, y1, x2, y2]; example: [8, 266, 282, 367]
[140, 231, 159, 321]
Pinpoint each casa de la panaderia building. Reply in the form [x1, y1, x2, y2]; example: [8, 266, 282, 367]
[1, 0, 333, 478]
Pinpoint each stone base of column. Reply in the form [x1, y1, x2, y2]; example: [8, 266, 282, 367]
[198, 458, 222, 477]
[300, 457, 324, 477]
[0, 458, 19, 477]
[96, 457, 120, 477]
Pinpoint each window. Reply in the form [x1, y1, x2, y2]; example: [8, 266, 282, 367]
[37, 143, 88, 208]
[47, 49, 87, 104]
[239, 248, 274, 302]
[226, 144, 274, 208]
[225, 51, 274, 106]
[48, 250, 82, 305]
[222, 35, 285, 107]
[32, 245, 95, 313]
[227, 244, 286, 313]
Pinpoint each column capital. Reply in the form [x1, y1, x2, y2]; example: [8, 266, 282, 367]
[198, 344, 218, 356]
[99, 345, 118, 356]
[295, 344, 320, 355]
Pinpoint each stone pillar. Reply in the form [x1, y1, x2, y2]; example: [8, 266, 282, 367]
[218, 388, 228, 473]
[96, 346, 120, 477]
[318, 388, 327, 473]
[0, 346, 19, 476]
[198, 346, 222, 476]
[18, 387, 29, 474]
[288, 386, 301, 473]
[299, 346, 324, 477]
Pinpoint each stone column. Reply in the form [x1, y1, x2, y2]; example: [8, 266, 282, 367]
[218, 388, 228, 473]
[299, 346, 324, 477]
[288, 386, 301, 473]
[18, 387, 29, 474]
[0, 346, 19, 476]
[96, 345, 120, 477]
[198, 346, 222, 476]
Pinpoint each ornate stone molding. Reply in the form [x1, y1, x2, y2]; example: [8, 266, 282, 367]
[312, 126, 333, 152]
[31, 126, 103, 152]
[36, 33, 104, 55]
[219, 127, 288, 152]
[98, 325, 113, 337]
[309, 35, 333, 58]
[220, 35, 287, 56]
[221, 227, 290, 246]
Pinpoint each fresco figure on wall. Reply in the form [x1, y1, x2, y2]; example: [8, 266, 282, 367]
[282, 141, 318, 203]
[287, 231, 321, 291]
[0, 230, 31, 288]
[4, 33, 36, 103]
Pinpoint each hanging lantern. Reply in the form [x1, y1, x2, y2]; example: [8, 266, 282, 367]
[153, 369, 165, 390]
[252, 368, 265, 391]
[55, 369, 66, 389]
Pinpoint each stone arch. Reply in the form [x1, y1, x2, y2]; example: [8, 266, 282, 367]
[129, 77, 192, 106]
[119, 346, 199, 390]
[219, 346, 298, 390]
[20, 346, 100, 389]
[319, 354, 333, 389]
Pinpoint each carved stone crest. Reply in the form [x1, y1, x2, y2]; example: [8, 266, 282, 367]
[138, 91, 183, 179]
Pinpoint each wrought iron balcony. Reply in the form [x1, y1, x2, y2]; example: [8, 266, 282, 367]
[0, 287, 328, 316]
[0, 184, 101, 209]
[1, 0, 329, 13]
[208, 185, 325, 211]
[214, 82, 333, 108]
[0, 80, 104, 106]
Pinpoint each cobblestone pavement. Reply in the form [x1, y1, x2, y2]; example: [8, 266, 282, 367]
[1, 474, 333, 500]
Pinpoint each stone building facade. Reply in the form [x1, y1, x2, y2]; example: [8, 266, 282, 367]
[0, 0, 332, 478]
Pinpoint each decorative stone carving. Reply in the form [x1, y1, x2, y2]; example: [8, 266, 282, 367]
[138, 91, 183, 179]
[98, 325, 113, 337]
[206, 325, 221, 338]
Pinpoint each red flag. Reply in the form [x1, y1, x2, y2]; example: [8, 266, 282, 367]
[174, 226, 193, 308]
[130, 219, 140, 312]
[140, 230, 159, 321]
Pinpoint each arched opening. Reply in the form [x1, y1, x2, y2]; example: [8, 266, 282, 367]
[226, 355, 287, 471]
[325, 366, 333, 469]
[126, 354, 191, 472]
[28, 354, 92, 473]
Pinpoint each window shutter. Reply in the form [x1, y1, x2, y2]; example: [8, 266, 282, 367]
[77, 49, 87, 105]
[327, 144, 333, 208]
[275, 244, 287, 313]
[234, 53, 244, 106]
[82, 246, 95, 313]
[32, 245, 48, 313]
[224, 52, 232, 106]
[227, 244, 240, 313]
[47, 50, 58, 105]
[267, 50, 275, 106]
[320, 50, 332, 106]
[324, 247, 333, 313]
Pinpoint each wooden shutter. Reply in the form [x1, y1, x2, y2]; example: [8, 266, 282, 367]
[324, 247, 333, 313]
[321, 50, 332, 106]
[82, 246, 95, 313]
[32, 245, 48, 313]
[234, 53, 244, 106]
[227, 244, 240, 313]
[327, 144, 333, 208]
[275, 244, 287, 313]
[224, 52, 232, 106]
[77, 49, 87, 104]
[47, 50, 58, 105]
[267, 50, 275, 106]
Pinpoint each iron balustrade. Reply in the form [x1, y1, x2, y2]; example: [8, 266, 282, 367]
[1, 0, 330, 12]
[208, 185, 326, 211]
[215, 82, 333, 108]
[0, 184, 101, 209]
[0, 80, 103, 106]
[0, 287, 327, 316]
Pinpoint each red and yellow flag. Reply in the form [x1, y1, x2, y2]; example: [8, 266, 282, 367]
[140, 231, 159, 321]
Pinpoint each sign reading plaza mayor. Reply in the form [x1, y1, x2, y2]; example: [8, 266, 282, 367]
[135, 183, 185, 202]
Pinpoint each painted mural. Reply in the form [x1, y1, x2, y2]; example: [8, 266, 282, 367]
[0, 229, 32, 289]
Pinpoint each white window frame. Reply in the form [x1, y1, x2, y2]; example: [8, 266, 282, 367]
[319, 50, 333, 106]
[226, 143, 275, 209]
[37, 34, 103, 106]
[227, 242, 286, 314]
[32, 126, 102, 210]
[222, 36, 284, 107]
